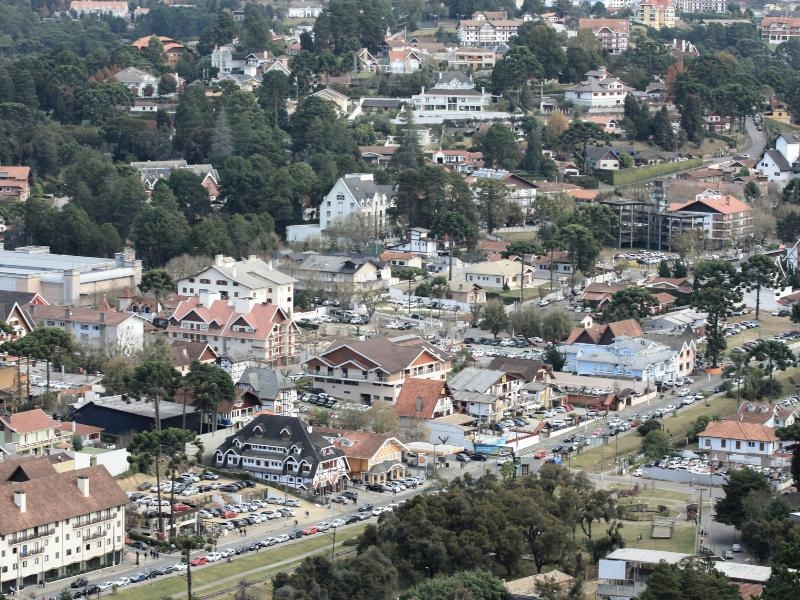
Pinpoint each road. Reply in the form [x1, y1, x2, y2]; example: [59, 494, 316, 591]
[739, 115, 768, 162]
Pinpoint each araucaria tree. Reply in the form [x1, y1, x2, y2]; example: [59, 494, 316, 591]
[740, 254, 783, 319]
[691, 260, 742, 368]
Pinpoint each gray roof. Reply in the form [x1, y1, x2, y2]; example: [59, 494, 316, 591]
[586, 146, 619, 161]
[237, 367, 294, 400]
[487, 357, 548, 381]
[113, 67, 156, 84]
[436, 71, 472, 85]
[340, 177, 392, 206]
[130, 160, 220, 185]
[75, 395, 196, 419]
[765, 148, 791, 171]
[0, 291, 38, 328]
[289, 253, 384, 275]
[0, 247, 124, 276]
[451, 389, 497, 404]
[205, 256, 296, 288]
[447, 367, 505, 393]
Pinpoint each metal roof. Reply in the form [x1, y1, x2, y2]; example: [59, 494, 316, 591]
[605, 548, 689, 565]
[712, 562, 772, 583]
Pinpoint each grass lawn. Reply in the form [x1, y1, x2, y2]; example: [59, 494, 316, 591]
[569, 396, 739, 471]
[113, 527, 365, 600]
[724, 313, 795, 350]
[616, 521, 696, 554]
[499, 231, 538, 242]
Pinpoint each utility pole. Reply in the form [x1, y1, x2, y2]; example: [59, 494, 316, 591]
[696, 487, 705, 553]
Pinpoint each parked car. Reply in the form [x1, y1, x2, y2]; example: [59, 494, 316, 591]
[189, 557, 208, 566]
[71, 577, 89, 588]
[302, 526, 319, 535]
[455, 453, 471, 463]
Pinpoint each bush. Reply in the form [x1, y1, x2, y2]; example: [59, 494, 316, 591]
[596, 158, 704, 186]
[637, 419, 662, 436]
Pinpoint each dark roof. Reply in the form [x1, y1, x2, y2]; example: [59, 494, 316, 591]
[0, 290, 38, 329]
[765, 148, 791, 171]
[586, 146, 619, 161]
[487, 356, 550, 380]
[214, 415, 344, 471]
[340, 177, 392, 205]
[236, 367, 294, 400]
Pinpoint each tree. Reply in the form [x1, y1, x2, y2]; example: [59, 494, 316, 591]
[777, 422, 800, 487]
[715, 468, 771, 528]
[691, 260, 742, 367]
[600, 287, 659, 323]
[673, 260, 688, 278]
[400, 571, 509, 600]
[641, 429, 670, 460]
[559, 224, 600, 276]
[639, 560, 741, 600]
[783, 178, 800, 204]
[744, 180, 761, 202]
[747, 340, 795, 389]
[515, 22, 565, 80]
[658, 259, 671, 277]
[651, 106, 677, 150]
[132, 204, 190, 268]
[491, 45, 543, 96]
[541, 310, 573, 342]
[476, 179, 513, 233]
[480, 123, 520, 171]
[543, 344, 566, 371]
[2, 327, 76, 396]
[680, 94, 704, 143]
[392, 107, 425, 173]
[185, 360, 235, 433]
[139, 269, 175, 305]
[480, 299, 509, 338]
[258, 71, 290, 129]
[740, 254, 783, 319]
[509, 305, 542, 338]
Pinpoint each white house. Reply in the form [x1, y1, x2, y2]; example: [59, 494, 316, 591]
[287, 1, 323, 18]
[777, 133, 800, 164]
[457, 10, 534, 46]
[757, 148, 794, 184]
[211, 43, 240, 74]
[411, 71, 496, 123]
[462, 259, 533, 290]
[387, 227, 440, 258]
[564, 67, 632, 113]
[112, 67, 160, 97]
[29, 301, 145, 355]
[178, 254, 297, 315]
[697, 420, 780, 457]
[320, 173, 393, 239]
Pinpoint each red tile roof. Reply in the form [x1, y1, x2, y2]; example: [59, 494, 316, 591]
[314, 427, 405, 459]
[669, 194, 751, 215]
[57, 422, 104, 437]
[395, 378, 449, 418]
[0, 409, 59, 434]
[169, 297, 294, 340]
[699, 420, 778, 443]
[566, 319, 643, 345]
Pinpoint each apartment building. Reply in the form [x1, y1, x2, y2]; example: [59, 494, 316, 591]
[635, 0, 676, 29]
[761, 16, 800, 44]
[0, 459, 127, 594]
[0, 409, 63, 456]
[577, 18, 630, 54]
[666, 190, 753, 250]
[674, 0, 726, 12]
[564, 67, 632, 112]
[304, 335, 453, 404]
[457, 10, 534, 46]
[0, 167, 31, 203]
[178, 254, 296, 315]
[319, 173, 393, 238]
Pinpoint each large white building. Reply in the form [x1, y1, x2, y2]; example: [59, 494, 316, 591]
[457, 10, 534, 46]
[564, 67, 632, 113]
[0, 458, 127, 594]
[320, 173, 393, 239]
[698, 421, 781, 458]
[674, 0, 727, 12]
[411, 71, 497, 123]
[178, 254, 297, 315]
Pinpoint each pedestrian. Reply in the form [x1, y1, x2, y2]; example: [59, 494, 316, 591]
[305, 510, 309, 518]
[294, 519, 298, 526]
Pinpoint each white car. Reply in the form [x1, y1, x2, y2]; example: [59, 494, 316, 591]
[317, 522, 331, 531]
[330, 518, 346, 528]
[97, 582, 115, 591]
[114, 577, 131, 587]
[538, 299, 550, 307]
[496, 455, 513, 466]
[275, 534, 290, 543]
[678, 388, 690, 397]
[632, 468, 643, 477]
[206, 552, 223, 563]
[220, 549, 235, 558]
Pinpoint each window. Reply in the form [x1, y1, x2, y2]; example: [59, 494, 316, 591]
[735, 441, 741, 450]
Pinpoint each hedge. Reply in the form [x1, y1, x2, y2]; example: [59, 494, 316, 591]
[596, 157, 705, 186]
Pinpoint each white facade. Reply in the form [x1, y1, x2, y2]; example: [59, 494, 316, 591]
[113, 67, 159, 98]
[211, 44, 240, 74]
[457, 12, 534, 46]
[564, 67, 632, 112]
[287, 3, 323, 18]
[30, 306, 145, 355]
[320, 174, 393, 238]
[411, 74, 493, 122]
[757, 150, 793, 184]
[674, 0, 727, 12]
[776, 134, 800, 164]
[178, 255, 296, 315]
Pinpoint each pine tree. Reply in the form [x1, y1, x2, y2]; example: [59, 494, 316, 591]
[651, 106, 677, 151]
[391, 107, 424, 173]
[520, 123, 544, 175]
[209, 107, 233, 166]
[680, 94, 704, 143]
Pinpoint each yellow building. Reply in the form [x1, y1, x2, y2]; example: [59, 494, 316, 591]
[636, 0, 676, 29]
[316, 428, 409, 485]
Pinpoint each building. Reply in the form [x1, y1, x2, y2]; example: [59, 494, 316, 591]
[586, 146, 622, 170]
[0, 167, 32, 203]
[303, 335, 453, 404]
[70, 395, 201, 437]
[170, 341, 218, 376]
[319, 173, 393, 238]
[387, 227, 440, 258]
[562, 335, 679, 387]
[394, 378, 454, 420]
[457, 10, 534, 46]
[431, 149, 485, 173]
[447, 366, 525, 421]
[314, 427, 409, 485]
[635, 0, 676, 29]
[566, 319, 644, 346]
[166, 292, 299, 363]
[698, 420, 780, 457]
[388, 50, 424, 74]
[178, 254, 296, 315]
[505, 571, 575, 600]
[0, 291, 42, 342]
[0, 245, 141, 307]
[564, 67, 632, 113]
[236, 366, 297, 418]
[310, 88, 350, 115]
[276, 253, 391, 293]
[212, 415, 349, 493]
[450, 47, 496, 70]
[112, 67, 160, 98]
[642, 307, 707, 337]
[577, 18, 630, 54]
[287, 1, 323, 18]
[57, 421, 103, 448]
[0, 459, 126, 594]
[0, 409, 63, 456]
[29, 301, 145, 355]
[761, 17, 800, 44]
[131, 36, 188, 67]
[69, 1, 129, 18]
[579, 282, 630, 308]
[462, 259, 532, 290]
[130, 160, 220, 203]
[666, 190, 753, 250]
[378, 251, 423, 270]
[735, 401, 797, 429]
[410, 71, 497, 123]
[674, 0, 726, 12]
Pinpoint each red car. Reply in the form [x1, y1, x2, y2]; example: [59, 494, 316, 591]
[221, 510, 237, 519]
[533, 449, 547, 459]
[172, 503, 191, 512]
[302, 526, 318, 536]
[189, 557, 207, 566]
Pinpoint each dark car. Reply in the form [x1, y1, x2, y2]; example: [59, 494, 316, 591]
[342, 491, 358, 501]
[330, 495, 347, 504]
[551, 444, 563, 453]
[129, 572, 150, 583]
[147, 568, 166, 578]
[463, 337, 476, 344]
[220, 484, 239, 493]
[358, 503, 374, 513]
[344, 514, 360, 525]
[366, 483, 386, 492]
[467, 452, 487, 461]
[71, 577, 89, 589]
[455, 453, 471, 463]
[288, 530, 304, 540]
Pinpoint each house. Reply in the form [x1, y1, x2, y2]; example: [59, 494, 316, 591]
[585, 115, 627, 136]
[319, 173, 393, 238]
[674, 0, 726, 12]
[450, 47, 496, 70]
[666, 190, 753, 250]
[0, 409, 63, 456]
[112, 67, 160, 98]
[579, 282, 630, 308]
[378, 251, 423, 270]
[564, 68, 632, 113]
[303, 335, 453, 404]
[178, 254, 297, 315]
[641, 331, 697, 379]
[487, 356, 554, 407]
[131, 35, 188, 67]
[410, 71, 497, 123]
[242, 52, 291, 78]
[431, 149, 485, 173]
[314, 427, 409, 485]
[287, 1, 323, 18]
[586, 146, 621, 170]
[462, 258, 532, 290]
[0, 166, 32, 203]
[276, 252, 391, 293]
[70, 395, 201, 437]
[635, 0, 676, 29]
[388, 50, 424, 74]
[358, 145, 398, 167]
[394, 378, 454, 419]
[776, 133, 800, 164]
[166, 292, 299, 362]
[577, 18, 630, 54]
[562, 336, 680, 387]
[170, 341, 219, 376]
[533, 250, 575, 280]
[210, 43, 239, 74]
[130, 160, 221, 203]
[703, 113, 731, 133]
[57, 421, 103, 448]
[236, 366, 298, 417]
[0, 459, 127, 593]
[698, 420, 780, 457]
[30, 300, 145, 354]
[735, 401, 797, 429]
[566, 319, 644, 345]
[448, 282, 486, 305]
[457, 10, 534, 46]
[69, 1, 129, 19]
[212, 415, 350, 493]
[448, 366, 525, 421]
[761, 16, 800, 44]
[642, 276, 693, 300]
[0, 291, 42, 342]
[470, 169, 539, 215]
[310, 88, 349, 115]
[642, 307, 707, 337]
[387, 227, 440, 258]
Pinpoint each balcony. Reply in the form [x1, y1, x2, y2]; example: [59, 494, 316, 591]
[20, 546, 45, 558]
[11, 528, 55, 544]
[596, 582, 646, 598]
[82, 529, 106, 542]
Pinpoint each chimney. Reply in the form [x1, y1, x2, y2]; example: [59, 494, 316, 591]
[65, 307, 72, 319]
[72, 420, 76, 433]
[14, 490, 26, 512]
[77, 475, 90, 497]
[214, 254, 224, 266]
